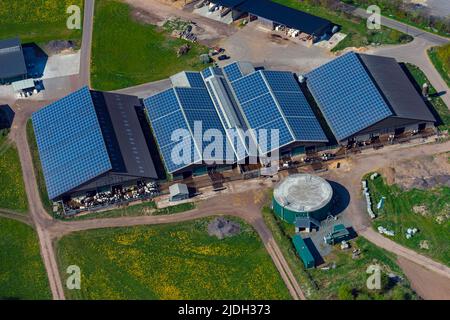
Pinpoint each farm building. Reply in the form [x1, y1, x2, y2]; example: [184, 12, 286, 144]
[292, 235, 315, 269]
[143, 62, 328, 177]
[273, 174, 333, 232]
[0, 38, 27, 85]
[32, 87, 159, 201]
[305, 52, 436, 145]
[207, 0, 335, 42]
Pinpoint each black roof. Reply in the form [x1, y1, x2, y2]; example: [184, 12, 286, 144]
[91, 91, 158, 179]
[236, 0, 333, 36]
[358, 54, 436, 123]
[0, 38, 27, 79]
[211, 0, 246, 7]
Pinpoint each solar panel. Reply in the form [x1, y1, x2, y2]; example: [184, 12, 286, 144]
[262, 71, 301, 92]
[201, 67, 212, 79]
[144, 86, 235, 172]
[32, 87, 112, 199]
[306, 52, 393, 141]
[231, 71, 269, 103]
[223, 62, 243, 82]
[185, 72, 206, 88]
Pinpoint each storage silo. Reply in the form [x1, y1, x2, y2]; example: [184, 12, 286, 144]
[273, 174, 333, 231]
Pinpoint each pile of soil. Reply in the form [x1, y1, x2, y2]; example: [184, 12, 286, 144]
[208, 217, 241, 240]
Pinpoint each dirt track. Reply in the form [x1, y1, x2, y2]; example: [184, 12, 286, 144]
[397, 257, 450, 300]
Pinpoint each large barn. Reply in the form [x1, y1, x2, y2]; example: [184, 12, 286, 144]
[32, 87, 159, 200]
[144, 62, 328, 177]
[305, 52, 436, 144]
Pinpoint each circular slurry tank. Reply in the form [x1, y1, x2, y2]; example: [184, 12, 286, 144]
[273, 174, 333, 223]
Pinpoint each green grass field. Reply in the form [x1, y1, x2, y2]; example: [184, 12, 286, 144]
[0, 217, 51, 300]
[0, 131, 28, 213]
[406, 63, 450, 131]
[262, 205, 416, 300]
[91, 0, 211, 91]
[65, 201, 196, 221]
[0, 0, 83, 44]
[274, 0, 412, 51]
[428, 44, 450, 88]
[57, 217, 291, 300]
[26, 120, 52, 215]
[367, 173, 450, 266]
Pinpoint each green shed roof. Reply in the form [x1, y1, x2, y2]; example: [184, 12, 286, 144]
[292, 235, 315, 269]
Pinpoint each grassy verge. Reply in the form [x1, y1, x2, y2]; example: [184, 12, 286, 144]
[0, 0, 83, 44]
[65, 201, 196, 221]
[428, 44, 450, 88]
[0, 130, 28, 213]
[26, 120, 52, 214]
[405, 63, 450, 131]
[274, 0, 412, 52]
[57, 217, 291, 300]
[91, 0, 211, 91]
[366, 173, 450, 266]
[262, 203, 416, 300]
[0, 217, 51, 300]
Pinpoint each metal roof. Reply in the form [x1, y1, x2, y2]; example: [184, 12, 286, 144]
[91, 91, 158, 179]
[211, 0, 247, 7]
[236, 0, 333, 36]
[0, 38, 27, 80]
[358, 54, 436, 123]
[12, 78, 34, 91]
[306, 52, 394, 141]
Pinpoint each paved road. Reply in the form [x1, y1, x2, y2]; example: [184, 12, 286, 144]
[78, 0, 95, 88]
[368, 38, 450, 110]
[346, 5, 449, 45]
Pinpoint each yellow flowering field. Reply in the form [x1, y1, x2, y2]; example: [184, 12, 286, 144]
[0, 137, 28, 213]
[0, 0, 83, 43]
[57, 218, 292, 300]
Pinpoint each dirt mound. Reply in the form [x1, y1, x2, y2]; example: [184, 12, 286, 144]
[208, 217, 241, 240]
[383, 153, 450, 190]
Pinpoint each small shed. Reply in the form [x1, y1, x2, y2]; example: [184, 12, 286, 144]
[169, 183, 189, 202]
[12, 78, 35, 92]
[292, 235, 315, 269]
[324, 224, 350, 245]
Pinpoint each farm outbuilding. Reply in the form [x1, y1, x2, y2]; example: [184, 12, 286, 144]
[0, 38, 27, 85]
[169, 183, 190, 202]
[292, 235, 315, 269]
[208, 0, 335, 42]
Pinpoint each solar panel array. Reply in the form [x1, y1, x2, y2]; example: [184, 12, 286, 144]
[223, 62, 244, 82]
[185, 72, 206, 88]
[227, 68, 327, 151]
[263, 71, 328, 142]
[306, 52, 393, 141]
[32, 87, 112, 199]
[144, 86, 233, 173]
